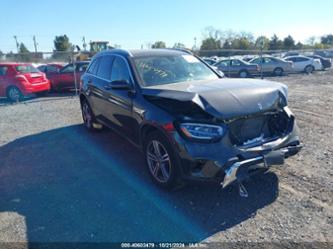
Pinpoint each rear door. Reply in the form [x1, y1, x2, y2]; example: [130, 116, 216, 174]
[89, 56, 114, 119]
[263, 57, 275, 72]
[295, 57, 308, 71]
[56, 64, 75, 89]
[231, 59, 243, 75]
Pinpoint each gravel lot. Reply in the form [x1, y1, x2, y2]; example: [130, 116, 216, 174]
[0, 70, 332, 246]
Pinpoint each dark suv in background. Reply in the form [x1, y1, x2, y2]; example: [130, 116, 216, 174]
[80, 49, 301, 193]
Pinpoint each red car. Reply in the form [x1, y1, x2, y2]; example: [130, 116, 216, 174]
[37, 63, 64, 78]
[0, 63, 50, 101]
[47, 61, 89, 92]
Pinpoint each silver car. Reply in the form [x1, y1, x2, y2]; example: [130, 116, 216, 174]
[249, 56, 293, 76]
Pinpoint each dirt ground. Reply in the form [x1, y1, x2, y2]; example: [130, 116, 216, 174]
[0, 70, 332, 247]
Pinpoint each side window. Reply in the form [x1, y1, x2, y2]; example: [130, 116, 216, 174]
[97, 56, 113, 80]
[47, 65, 59, 73]
[298, 57, 308, 62]
[231, 60, 241, 66]
[61, 64, 74, 73]
[264, 58, 272, 63]
[0, 66, 8, 76]
[110, 57, 131, 82]
[217, 60, 229, 67]
[38, 66, 46, 72]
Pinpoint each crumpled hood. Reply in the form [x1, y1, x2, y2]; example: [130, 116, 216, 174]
[141, 78, 288, 120]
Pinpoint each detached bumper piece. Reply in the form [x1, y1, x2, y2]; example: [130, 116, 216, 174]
[221, 144, 302, 197]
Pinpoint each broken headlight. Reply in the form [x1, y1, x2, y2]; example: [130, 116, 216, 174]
[179, 123, 224, 141]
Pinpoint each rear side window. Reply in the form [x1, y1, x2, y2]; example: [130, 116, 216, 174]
[87, 59, 99, 75]
[217, 60, 229, 67]
[97, 56, 113, 80]
[15, 65, 39, 73]
[110, 57, 130, 82]
[47, 65, 59, 73]
[0, 66, 8, 76]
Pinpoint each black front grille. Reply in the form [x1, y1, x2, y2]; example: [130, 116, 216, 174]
[228, 111, 292, 146]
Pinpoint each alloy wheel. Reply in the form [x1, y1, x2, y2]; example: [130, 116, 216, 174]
[8, 87, 22, 102]
[146, 140, 171, 183]
[82, 102, 92, 129]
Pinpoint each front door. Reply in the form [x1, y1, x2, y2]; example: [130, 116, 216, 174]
[103, 56, 135, 140]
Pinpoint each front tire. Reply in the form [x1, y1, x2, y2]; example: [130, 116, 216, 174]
[144, 131, 182, 189]
[6, 86, 23, 102]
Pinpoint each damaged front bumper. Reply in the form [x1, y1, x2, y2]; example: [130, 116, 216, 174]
[221, 144, 301, 188]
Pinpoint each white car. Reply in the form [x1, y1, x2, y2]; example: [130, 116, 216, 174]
[285, 56, 322, 73]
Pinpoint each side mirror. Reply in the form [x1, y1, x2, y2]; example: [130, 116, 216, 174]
[106, 80, 131, 90]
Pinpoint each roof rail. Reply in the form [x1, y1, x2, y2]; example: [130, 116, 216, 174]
[165, 48, 193, 55]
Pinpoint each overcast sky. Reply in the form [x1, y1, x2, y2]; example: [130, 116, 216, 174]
[0, 0, 332, 52]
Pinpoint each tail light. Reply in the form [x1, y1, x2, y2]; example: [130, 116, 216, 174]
[15, 74, 29, 83]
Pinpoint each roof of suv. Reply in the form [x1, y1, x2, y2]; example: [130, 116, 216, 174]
[96, 49, 192, 58]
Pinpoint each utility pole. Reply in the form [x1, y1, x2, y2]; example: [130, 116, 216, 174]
[13, 36, 19, 53]
[193, 37, 197, 51]
[82, 36, 87, 51]
[33, 35, 38, 53]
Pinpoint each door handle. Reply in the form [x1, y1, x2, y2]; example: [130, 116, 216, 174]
[104, 84, 112, 90]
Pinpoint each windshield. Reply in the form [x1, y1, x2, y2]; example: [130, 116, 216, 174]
[133, 54, 219, 86]
[15, 65, 40, 73]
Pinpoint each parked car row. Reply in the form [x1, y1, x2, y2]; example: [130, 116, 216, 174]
[0, 60, 90, 101]
[202, 53, 331, 78]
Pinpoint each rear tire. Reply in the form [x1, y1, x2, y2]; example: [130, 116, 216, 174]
[144, 131, 183, 189]
[273, 67, 284, 76]
[239, 70, 249, 78]
[81, 98, 103, 131]
[6, 86, 23, 102]
[305, 65, 314, 74]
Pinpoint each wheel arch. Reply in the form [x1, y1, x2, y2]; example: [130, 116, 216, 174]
[139, 122, 174, 150]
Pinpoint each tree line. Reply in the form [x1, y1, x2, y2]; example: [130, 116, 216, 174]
[199, 27, 333, 51]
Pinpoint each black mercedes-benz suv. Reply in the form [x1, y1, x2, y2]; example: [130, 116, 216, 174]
[80, 49, 301, 192]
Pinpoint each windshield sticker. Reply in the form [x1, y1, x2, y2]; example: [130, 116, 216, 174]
[182, 55, 199, 63]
